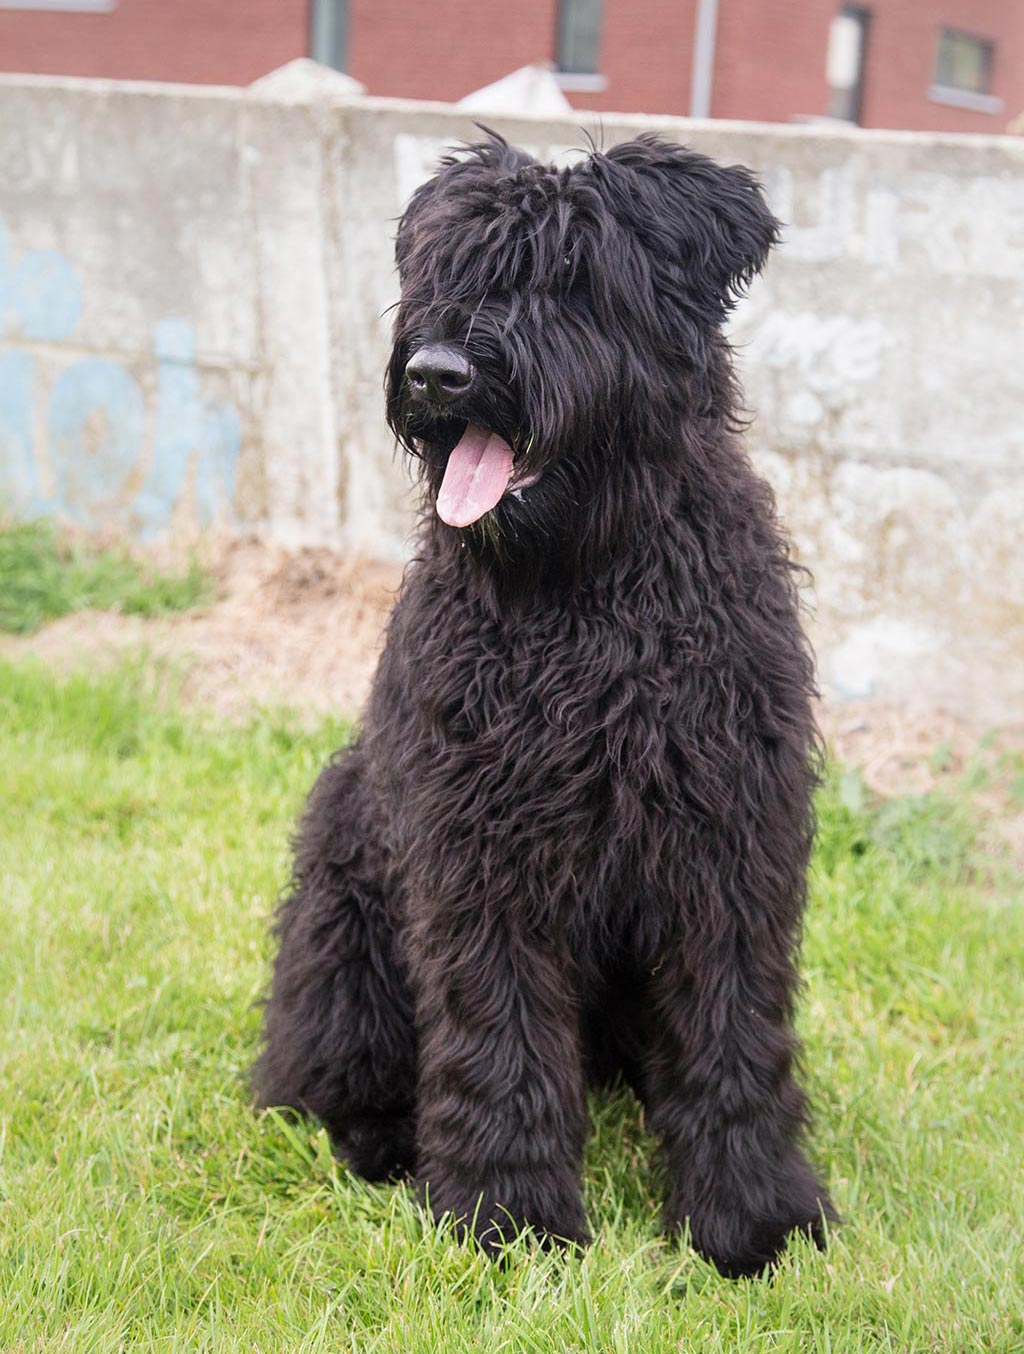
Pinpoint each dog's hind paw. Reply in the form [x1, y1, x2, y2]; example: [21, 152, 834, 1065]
[692, 1205, 833, 1279]
[339, 1113, 416, 1183]
[671, 1156, 838, 1279]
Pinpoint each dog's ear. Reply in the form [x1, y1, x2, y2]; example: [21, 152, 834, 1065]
[395, 174, 441, 277]
[597, 135, 780, 309]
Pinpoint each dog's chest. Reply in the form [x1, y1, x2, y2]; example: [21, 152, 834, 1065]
[391, 588, 683, 838]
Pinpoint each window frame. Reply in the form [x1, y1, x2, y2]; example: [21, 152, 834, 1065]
[930, 25, 1002, 114]
[555, 0, 604, 78]
[933, 27, 993, 95]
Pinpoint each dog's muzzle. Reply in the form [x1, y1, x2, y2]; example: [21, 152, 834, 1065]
[405, 345, 476, 405]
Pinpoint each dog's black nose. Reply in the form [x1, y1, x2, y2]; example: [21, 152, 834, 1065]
[405, 345, 475, 404]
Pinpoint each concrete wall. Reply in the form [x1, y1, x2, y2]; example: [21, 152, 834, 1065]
[1, 71, 1023, 717]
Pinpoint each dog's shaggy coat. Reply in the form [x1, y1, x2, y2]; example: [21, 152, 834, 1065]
[255, 132, 836, 1277]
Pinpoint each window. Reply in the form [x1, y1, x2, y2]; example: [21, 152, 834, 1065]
[826, 5, 870, 123]
[934, 29, 993, 95]
[0, 0, 115, 10]
[930, 27, 1001, 113]
[556, 0, 604, 75]
[310, 0, 348, 72]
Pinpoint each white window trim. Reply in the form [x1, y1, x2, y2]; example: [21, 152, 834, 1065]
[928, 83, 1003, 115]
[0, 0, 116, 10]
[555, 72, 608, 92]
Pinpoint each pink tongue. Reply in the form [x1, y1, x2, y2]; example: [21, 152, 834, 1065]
[436, 424, 514, 527]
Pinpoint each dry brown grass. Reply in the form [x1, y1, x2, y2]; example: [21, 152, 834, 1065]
[4, 534, 1022, 866]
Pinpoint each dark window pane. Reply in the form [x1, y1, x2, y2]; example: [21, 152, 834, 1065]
[557, 0, 604, 74]
[935, 29, 993, 94]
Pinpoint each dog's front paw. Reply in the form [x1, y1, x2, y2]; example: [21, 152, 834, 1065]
[340, 1113, 416, 1183]
[671, 1154, 837, 1278]
[423, 1165, 590, 1257]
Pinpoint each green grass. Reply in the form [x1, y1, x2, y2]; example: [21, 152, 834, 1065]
[1, 659, 1022, 1352]
[0, 520, 209, 635]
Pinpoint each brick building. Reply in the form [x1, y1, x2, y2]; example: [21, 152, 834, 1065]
[1, 0, 1021, 133]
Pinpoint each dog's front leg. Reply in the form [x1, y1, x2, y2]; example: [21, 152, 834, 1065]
[642, 914, 836, 1277]
[411, 910, 590, 1256]
[255, 747, 417, 1182]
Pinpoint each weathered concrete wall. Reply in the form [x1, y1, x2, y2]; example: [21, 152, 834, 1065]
[1, 72, 1023, 716]
[0, 74, 344, 545]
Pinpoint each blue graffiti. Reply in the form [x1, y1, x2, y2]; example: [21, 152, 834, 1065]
[0, 351, 44, 513]
[48, 360, 146, 520]
[0, 210, 241, 532]
[134, 319, 240, 537]
[10, 249, 81, 342]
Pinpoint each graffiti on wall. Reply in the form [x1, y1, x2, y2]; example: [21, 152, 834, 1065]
[0, 212, 241, 535]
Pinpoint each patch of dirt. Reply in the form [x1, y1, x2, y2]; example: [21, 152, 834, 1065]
[0, 537, 403, 721]
[3, 535, 1022, 868]
[820, 702, 1024, 872]
[819, 703, 1019, 798]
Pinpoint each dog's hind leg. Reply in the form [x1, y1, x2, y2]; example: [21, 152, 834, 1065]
[638, 829, 836, 1277]
[254, 744, 417, 1182]
[640, 935, 835, 1276]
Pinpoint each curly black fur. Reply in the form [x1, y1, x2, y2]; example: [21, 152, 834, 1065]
[255, 131, 837, 1276]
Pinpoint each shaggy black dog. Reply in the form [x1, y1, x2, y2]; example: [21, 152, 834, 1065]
[256, 131, 836, 1277]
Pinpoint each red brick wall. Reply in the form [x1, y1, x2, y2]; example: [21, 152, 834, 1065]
[348, 0, 1023, 131]
[348, 0, 557, 102]
[347, 0, 825, 122]
[0, 0, 308, 86]
[712, 0, 834, 122]
[569, 0, 834, 121]
[1, 0, 1021, 133]
[857, 0, 1024, 133]
[569, 0, 700, 117]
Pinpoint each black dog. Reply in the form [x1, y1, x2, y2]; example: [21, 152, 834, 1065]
[255, 132, 836, 1277]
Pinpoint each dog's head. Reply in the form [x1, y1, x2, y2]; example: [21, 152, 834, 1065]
[386, 131, 779, 563]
